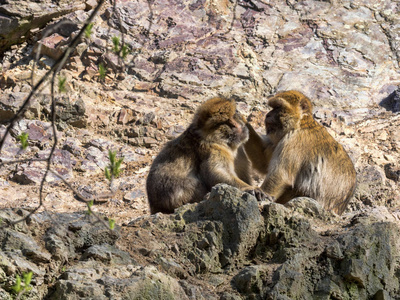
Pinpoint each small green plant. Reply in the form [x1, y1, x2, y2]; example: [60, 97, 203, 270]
[104, 150, 124, 181]
[16, 132, 29, 150]
[121, 44, 130, 60]
[112, 36, 120, 53]
[58, 76, 67, 93]
[98, 63, 107, 81]
[86, 200, 94, 215]
[85, 23, 94, 38]
[111, 36, 130, 60]
[11, 271, 33, 297]
[109, 218, 115, 230]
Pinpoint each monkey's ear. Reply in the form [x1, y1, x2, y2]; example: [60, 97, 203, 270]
[268, 97, 290, 110]
[299, 97, 313, 115]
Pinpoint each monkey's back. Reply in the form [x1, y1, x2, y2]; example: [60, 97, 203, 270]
[279, 120, 356, 214]
[146, 129, 208, 214]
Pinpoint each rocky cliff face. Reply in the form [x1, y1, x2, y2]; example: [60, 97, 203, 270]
[0, 0, 400, 299]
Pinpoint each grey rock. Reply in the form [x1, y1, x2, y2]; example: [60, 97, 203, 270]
[73, 223, 119, 249]
[50, 278, 106, 300]
[178, 184, 264, 269]
[56, 97, 87, 128]
[285, 197, 327, 218]
[87, 138, 115, 151]
[1, 230, 51, 263]
[384, 163, 400, 182]
[4, 251, 45, 278]
[85, 146, 108, 169]
[232, 265, 267, 295]
[62, 137, 83, 156]
[0, 93, 41, 121]
[0, 0, 86, 52]
[81, 244, 134, 265]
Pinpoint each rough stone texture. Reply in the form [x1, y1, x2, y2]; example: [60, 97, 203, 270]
[0, 0, 86, 53]
[0, 0, 400, 299]
[0, 186, 400, 299]
[99, 0, 400, 108]
[175, 184, 264, 271]
[0, 93, 41, 121]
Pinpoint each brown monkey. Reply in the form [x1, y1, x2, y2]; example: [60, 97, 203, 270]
[245, 91, 356, 215]
[146, 97, 264, 214]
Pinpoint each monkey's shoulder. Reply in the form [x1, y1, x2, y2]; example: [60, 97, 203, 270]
[151, 130, 200, 164]
[280, 124, 349, 157]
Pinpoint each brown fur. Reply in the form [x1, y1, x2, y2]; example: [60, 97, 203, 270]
[245, 91, 356, 215]
[146, 97, 264, 214]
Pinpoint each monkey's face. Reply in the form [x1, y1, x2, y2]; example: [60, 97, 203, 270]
[195, 98, 249, 148]
[201, 111, 248, 148]
[265, 91, 314, 144]
[265, 95, 302, 143]
[229, 111, 249, 145]
[265, 108, 286, 144]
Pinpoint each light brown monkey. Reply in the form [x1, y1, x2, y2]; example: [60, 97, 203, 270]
[146, 97, 264, 214]
[245, 91, 356, 215]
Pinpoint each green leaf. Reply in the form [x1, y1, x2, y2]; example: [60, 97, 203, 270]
[105, 150, 124, 181]
[17, 132, 29, 150]
[58, 76, 67, 93]
[98, 63, 107, 81]
[105, 167, 111, 181]
[23, 271, 33, 291]
[109, 218, 115, 230]
[85, 23, 94, 38]
[12, 274, 22, 294]
[86, 200, 94, 215]
[23, 271, 33, 286]
[112, 36, 120, 53]
[121, 44, 130, 59]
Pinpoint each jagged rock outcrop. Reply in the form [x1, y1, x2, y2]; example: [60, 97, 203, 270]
[0, 185, 399, 299]
[0, 0, 88, 53]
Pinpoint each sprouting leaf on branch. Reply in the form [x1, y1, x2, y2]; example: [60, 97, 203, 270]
[86, 200, 94, 215]
[58, 76, 67, 93]
[105, 166, 111, 181]
[23, 272, 33, 291]
[112, 36, 120, 53]
[121, 44, 130, 60]
[109, 218, 115, 230]
[11, 271, 33, 296]
[105, 150, 124, 181]
[98, 63, 107, 81]
[85, 23, 94, 38]
[11, 274, 21, 294]
[111, 35, 130, 60]
[16, 132, 29, 150]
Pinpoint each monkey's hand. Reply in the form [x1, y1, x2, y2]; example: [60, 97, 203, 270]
[243, 187, 273, 202]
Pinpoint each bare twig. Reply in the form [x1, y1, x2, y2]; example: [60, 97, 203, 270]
[0, 0, 109, 229]
[0, 0, 106, 153]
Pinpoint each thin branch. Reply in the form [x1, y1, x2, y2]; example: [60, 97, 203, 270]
[0, 0, 107, 229]
[0, 0, 106, 154]
[0, 158, 48, 167]
[48, 170, 114, 231]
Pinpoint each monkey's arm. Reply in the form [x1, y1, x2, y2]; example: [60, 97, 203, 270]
[244, 123, 274, 175]
[200, 145, 267, 200]
[260, 169, 289, 202]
